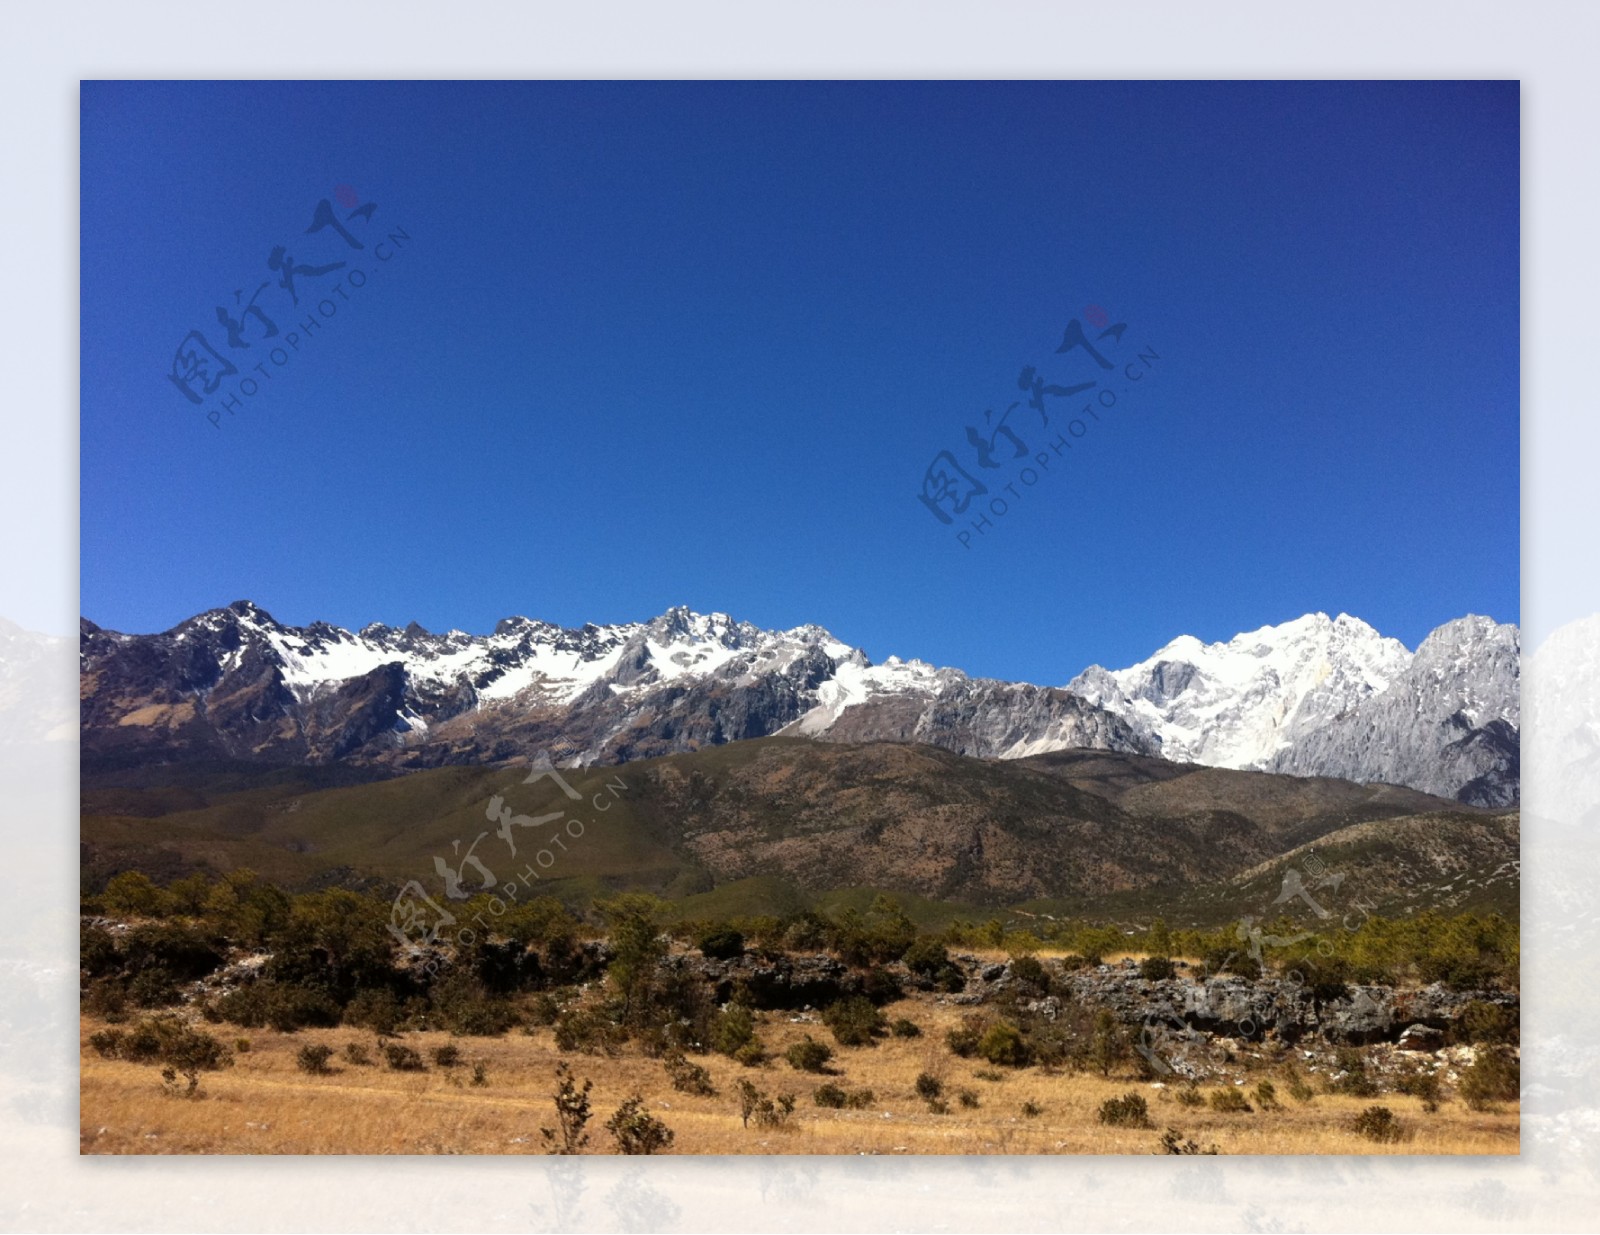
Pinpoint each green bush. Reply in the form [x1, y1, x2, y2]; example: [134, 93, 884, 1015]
[663, 1051, 716, 1096]
[383, 1043, 425, 1071]
[1328, 1047, 1379, 1097]
[736, 1078, 795, 1129]
[1396, 1064, 1442, 1112]
[822, 996, 885, 1047]
[216, 981, 341, 1032]
[711, 1003, 757, 1057]
[1459, 1047, 1519, 1110]
[296, 1043, 335, 1074]
[1352, 1105, 1408, 1143]
[471, 1061, 489, 1086]
[553, 1006, 624, 1056]
[88, 1029, 125, 1058]
[1159, 1127, 1219, 1155]
[1455, 1001, 1517, 1046]
[432, 1044, 462, 1068]
[343, 1042, 371, 1066]
[1254, 1080, 1280, 1110]
[1008, 954, 1047, 990]
[1020, 1100, 1043, 1117]
[784, 1036, 834, 1073]
[890, 1017, 921, 1038]
[1175, 1084, 1205, 1108]
[1097, 1092, 1152, 1128]
[1209, 1087, 1252, 1113]
[605, 1094, 675, 1154]
[976, 1021, 1030, 1068]
[957, 1087, 980, 1109]
[946, 1015, 984, 1058]
[732, 1040, 767, 1067]
[902, 936, 952, 978]
[814, 1083, 873, 1109]
[695, 926, 744, 960]
[914, 1072, 943, 1102]
[1139, 956, 1176, 981]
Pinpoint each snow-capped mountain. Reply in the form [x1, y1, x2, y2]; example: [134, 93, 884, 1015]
[1071, 612, 1519, 806]
[78, 602, 1518, 803]
[78, 600, 1153, 773]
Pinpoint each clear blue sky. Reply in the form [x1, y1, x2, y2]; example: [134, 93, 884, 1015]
[81, 80, 1518, 683]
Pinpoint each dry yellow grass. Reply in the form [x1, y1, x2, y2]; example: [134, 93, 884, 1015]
[79, 1002, 1518, 1156]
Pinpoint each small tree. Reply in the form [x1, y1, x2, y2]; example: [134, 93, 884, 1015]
[605, 1094, 675, 1155]
[1089, 1010, 1127, 1076]
[296, 1043, 335, 1075]
[540, 1062, 593, 1154]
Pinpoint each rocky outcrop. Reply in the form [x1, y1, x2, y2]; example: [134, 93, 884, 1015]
[956, 955, 1517, 1046]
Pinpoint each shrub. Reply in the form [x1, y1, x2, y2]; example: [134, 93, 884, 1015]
[432, 1044, 462, 1068]
[1139, 956, 1176, 981]
[1098, 1092, 1152, 1128]
[914, 1072, 943, 1102]
[1284, 1069, 1316, 1103]
[735, 1078, 794, 1129]
[1159, 1127, 1219, 1155]
[973, 1068, 1006, 1083]
[88, 1029, 125, 1058]
[1008, 954, 1047, 990]
[711, 1003, 757, 1057]
[216, 981, 341, 1033]
[1456, 1000, 1517, 1046]
[541, 1062, 593, 1154]
[553, 1006, 623, 1056]
[695, 925, 745, 960]
[977, 1021, 1031, 1068]
[732, 1040, 767, 1068]
[383, 1043, 425, 1072]
[902, 936, 952, 978]
[1209, 1087, 1252, 1113]
[1396, 1064, 1443, 1112]
[663, 1051, 716, 1096]
[1459, 1047, 1519, 1111]
[1352, 1104, 1408, 1143]
[1328, 1047, 1378, 1097]
[859, 965, 903, 1005]
[1175, 1084, 1205, 1108]
[1088, 1010, 1127, 1076]
[296, 1043, 335, 1075]
[957, 1087, 980, 1109]
[814, 1083, 874, 1110]
[235, 1038, 251, 1054]
[1254, 1080, 1280, 1110]
[784, 1036, 834, 1073]
[605, 1094, 675, 1154]
[471, 1061, 489, 1086]
[341, 988, 402, 1035]
[343, 1042, 371, 1066]
[1020, 1100, 1043, 1118]
[822, 996, 885, 1047]
[946, 1016, 984, 1059]
[889, 1018, 921, 1039]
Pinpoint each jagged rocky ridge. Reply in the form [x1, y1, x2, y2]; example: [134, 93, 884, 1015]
[79, 602, 1518, 803]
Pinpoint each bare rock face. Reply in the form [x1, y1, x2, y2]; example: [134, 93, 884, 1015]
[1267, 617, 1520, 806]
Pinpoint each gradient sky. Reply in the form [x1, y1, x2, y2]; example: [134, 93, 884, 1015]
[80, 80, 1518, 683]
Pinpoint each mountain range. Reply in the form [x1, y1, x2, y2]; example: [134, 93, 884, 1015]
[79, 602, 1519, 805]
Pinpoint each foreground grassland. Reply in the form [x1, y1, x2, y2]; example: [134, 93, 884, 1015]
[80, 997, 1518, 1156]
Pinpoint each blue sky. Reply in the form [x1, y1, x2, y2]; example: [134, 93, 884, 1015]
[81, 80, 1518, 683]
